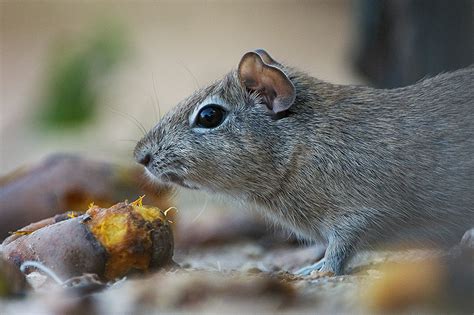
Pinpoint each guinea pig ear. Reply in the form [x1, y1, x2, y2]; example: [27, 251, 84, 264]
[254, 49, 280, 66]
[238, 51, 296, 115]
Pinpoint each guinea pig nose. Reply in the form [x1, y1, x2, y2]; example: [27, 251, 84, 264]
[137, 152, 152, 167]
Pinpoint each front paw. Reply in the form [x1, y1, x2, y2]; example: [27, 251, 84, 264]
[295, 258, 326, 276]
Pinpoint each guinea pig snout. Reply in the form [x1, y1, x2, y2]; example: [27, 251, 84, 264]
[134, 145, 152, 168]
[137, 152, 151, 167]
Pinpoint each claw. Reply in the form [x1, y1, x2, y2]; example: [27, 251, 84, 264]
[296, 258, 326, 276]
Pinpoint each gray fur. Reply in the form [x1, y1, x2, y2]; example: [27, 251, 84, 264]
[135, 54, 474, 275]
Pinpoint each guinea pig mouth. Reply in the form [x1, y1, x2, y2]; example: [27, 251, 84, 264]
[160, 172, 199, 190]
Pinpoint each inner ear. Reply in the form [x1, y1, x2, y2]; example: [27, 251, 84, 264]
[238, 51, 295, 115]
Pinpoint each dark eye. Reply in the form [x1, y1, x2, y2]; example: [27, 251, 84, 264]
[196, 105, 226, 128]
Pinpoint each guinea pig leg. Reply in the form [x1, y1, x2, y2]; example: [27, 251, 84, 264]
[296, 234, 357, 276]
[319, 239, 355, 275]
[295, 257, 326, 276]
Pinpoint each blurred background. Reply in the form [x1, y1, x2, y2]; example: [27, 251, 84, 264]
[1, 1, 473, 312]
[1, 0, 472, 175]
[1, 1, 358, 175]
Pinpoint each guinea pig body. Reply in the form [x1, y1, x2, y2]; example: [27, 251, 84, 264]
[135, 50, 474, 275]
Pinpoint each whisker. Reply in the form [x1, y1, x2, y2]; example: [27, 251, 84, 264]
[104, 105, 148, 136]
[191, 195, 209, 223]
[117, 139, 140, 143]
[177, 60, 200, 89]
[151, 72, 162, 120]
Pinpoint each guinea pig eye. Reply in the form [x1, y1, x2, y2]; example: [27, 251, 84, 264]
[196, 105, 226, 128]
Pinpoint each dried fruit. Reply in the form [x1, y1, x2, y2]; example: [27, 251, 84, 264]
[2, 200, 174, 282]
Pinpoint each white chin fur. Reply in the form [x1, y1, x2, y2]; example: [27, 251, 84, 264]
[144, 168, 159, 181]
[143, 168, 170, 187]
[144, 167, 200, 190]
